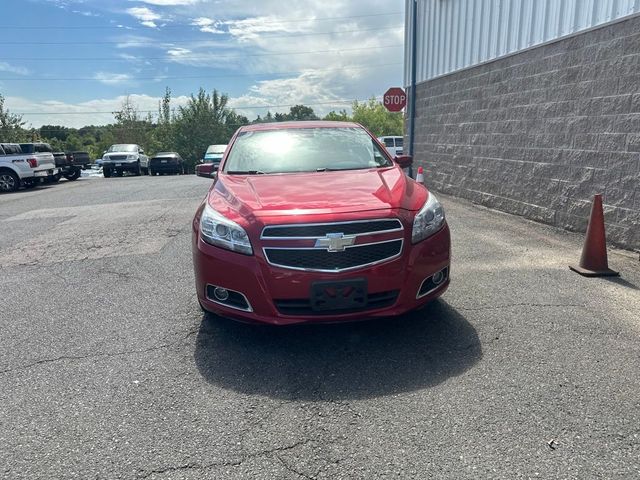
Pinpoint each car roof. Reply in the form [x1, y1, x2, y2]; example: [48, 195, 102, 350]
[239, 120, 363, 132]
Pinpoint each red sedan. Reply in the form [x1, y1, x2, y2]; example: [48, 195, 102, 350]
[192, 121, 450, 325]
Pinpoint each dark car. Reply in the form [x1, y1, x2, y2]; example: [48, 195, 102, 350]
[51, 150, 90, 181]
[149, 152, 185, 176]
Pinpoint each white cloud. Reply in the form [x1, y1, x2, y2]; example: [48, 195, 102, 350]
[72, 10, 100, 17]
[0, 62, 29, 76]
[5, 94, 191, 129]
[126, 6, 161, 28]
[191, 17, 225, 33]
[93, 72, 133, 85]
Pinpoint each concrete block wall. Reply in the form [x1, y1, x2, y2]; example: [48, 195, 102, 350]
[410, 14, 640, 251]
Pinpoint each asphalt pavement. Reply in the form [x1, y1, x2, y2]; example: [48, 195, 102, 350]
[1, 174, 639, 479]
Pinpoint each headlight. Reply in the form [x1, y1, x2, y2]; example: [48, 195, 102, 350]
[412, 192, 445, 243]
[199, 203, 253, 255]
[127, 154, 137, 160]
[102, 155, 108, 160]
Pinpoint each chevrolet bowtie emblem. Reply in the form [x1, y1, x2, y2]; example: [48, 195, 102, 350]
[315, 233, 356, 252]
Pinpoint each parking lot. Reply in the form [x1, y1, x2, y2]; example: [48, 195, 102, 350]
[1, 175, 639, 479]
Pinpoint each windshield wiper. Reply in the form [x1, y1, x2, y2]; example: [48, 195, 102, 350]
[226, 170, 267, 175]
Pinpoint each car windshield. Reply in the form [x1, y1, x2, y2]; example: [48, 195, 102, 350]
[107, 144, 137, 153]
[206, 145, 226, 154]
[224, 127, 392, 174]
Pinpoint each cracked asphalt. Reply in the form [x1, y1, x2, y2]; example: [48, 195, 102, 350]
[1, 175, 639, 479]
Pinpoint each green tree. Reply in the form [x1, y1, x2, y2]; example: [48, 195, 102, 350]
[287, 104, 318, 121]
[0, 93, 26, 142]
[172, 88, 235, 172]
[323, 110, 351, 122]
[112, 96, 154, 148]
[39, 125, 70, 142]
[351, 97, 403, 137]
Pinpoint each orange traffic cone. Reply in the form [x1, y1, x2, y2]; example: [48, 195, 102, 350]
[415, 166, 424, 183]
[569, 194, 619, 277]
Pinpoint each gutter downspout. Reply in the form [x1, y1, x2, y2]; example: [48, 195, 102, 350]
[408, 0, 418, 177]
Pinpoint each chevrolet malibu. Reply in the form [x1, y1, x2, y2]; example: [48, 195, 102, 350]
[192, 121, 450, 325]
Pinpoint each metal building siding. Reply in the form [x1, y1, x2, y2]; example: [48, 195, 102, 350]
[405, 0, 640, 85]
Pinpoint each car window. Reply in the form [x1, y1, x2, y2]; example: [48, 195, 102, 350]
[107, 144, 138, 153]
[225, 127, 392, 174]
[35, 144, 53, 153]
[20, 144, 34, 154]
[383, 138, 395, 147]
[395, 138, 403, 147]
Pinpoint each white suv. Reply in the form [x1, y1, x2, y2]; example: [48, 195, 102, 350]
[102, 144, 149, 177]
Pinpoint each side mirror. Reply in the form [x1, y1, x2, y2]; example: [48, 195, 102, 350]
[139, 149, 145, 155]
[394, 155, 413, 168]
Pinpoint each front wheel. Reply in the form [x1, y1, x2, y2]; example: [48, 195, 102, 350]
[103, 168, 112, 178]
[0, 171, 20, 192]
[63, 167, 81, 181]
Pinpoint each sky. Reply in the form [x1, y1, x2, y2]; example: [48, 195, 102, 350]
[0, 0, 405, 128]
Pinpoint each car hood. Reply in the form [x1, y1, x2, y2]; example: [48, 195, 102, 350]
[208, 167, 427, 218]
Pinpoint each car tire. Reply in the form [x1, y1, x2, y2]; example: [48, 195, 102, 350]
[0, 170, 20, 192]
[103, 168, 112, 178]
[149, 169, 155, 176]
[134, 163, 142, 176]
[63, 168, 81, 181]
[50, 172, 62, 183]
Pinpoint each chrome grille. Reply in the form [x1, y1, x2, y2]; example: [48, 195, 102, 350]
[261, 218, 402, 238]
[261, 219, 404, 272]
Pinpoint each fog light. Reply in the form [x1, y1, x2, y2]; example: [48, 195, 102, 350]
[213, 287, 229, 301]
[432, 270, 445, 285]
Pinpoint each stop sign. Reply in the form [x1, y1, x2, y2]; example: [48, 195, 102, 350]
[383, 87, 407, 112]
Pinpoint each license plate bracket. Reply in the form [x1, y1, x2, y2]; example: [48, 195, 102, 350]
[310, 278, 367, 312]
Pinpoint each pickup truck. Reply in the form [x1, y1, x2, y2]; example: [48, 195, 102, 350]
[102, 144, 149, 177]
[52, 150, 91, 181]
[0, 142, 60, 192]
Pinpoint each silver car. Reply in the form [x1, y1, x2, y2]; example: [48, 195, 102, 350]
[102, 144, 149, 177]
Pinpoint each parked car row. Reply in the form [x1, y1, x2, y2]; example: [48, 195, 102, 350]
[101, 144, 186, 177]
[100, 143, 228, 179]
[0, 143, 69, 192]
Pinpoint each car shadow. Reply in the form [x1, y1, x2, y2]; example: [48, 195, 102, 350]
[194, 300, 482, 401]
[603, 276, 640, 290]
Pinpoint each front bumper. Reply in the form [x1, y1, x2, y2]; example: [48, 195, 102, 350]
[103, 161, 138, 171]
[193, 222, 451, 325]
[196, 164, 218, 177]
